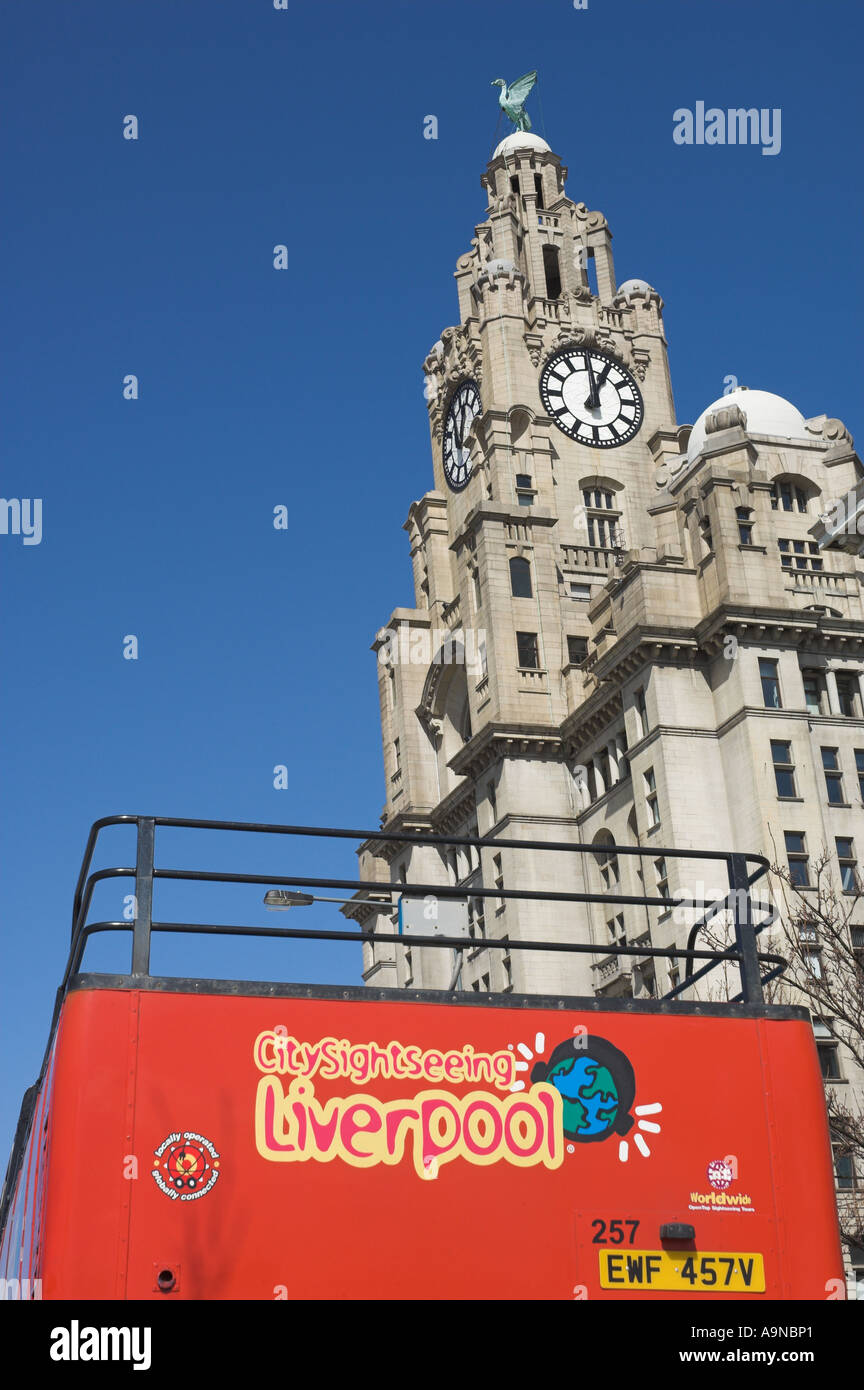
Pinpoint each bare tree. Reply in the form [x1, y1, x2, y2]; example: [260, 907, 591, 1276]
[766, 844, 864, 1252]
[687, 842, 864, 1252]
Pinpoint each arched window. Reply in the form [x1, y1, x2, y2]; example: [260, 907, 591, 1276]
[592, 831, 620, 891]
[770, 476, 820, 514]
[509, 555, 533, 598]
[581, 486, 623, 550]
[542, 245, 562, 299]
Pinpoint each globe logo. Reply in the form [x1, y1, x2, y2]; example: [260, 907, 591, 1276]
[531, 1035, 636, 1143]
[707, 1159, 733, 1191]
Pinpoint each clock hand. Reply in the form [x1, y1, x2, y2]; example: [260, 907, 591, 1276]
[584, 357, 611, 410]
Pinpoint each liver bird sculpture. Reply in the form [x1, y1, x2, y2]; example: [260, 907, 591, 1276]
[491, 71, 538, 133]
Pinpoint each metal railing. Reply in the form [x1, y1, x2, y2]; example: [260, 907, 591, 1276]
[62, 814, 781, 1001]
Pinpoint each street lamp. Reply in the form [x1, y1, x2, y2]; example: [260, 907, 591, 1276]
[262, 890, 315, 910]
[262, 889, 395, 912]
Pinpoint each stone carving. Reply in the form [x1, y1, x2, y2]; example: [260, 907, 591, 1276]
[524, 332, 544, 367]
[704, 403, 747, 435]
[823, 417, 854, 448]
[630, 349, 650, 382]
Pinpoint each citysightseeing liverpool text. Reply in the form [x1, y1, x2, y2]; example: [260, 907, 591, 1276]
[253, 1031, 564, 1179]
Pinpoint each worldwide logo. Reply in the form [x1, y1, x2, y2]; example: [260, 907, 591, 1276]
[689, 1154, 755, 1212]
[152, 1131, 220, 1202]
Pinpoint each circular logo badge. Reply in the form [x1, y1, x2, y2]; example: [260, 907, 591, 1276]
[152, 1131, 220, 1202]
[707, 1159, 733, 1191]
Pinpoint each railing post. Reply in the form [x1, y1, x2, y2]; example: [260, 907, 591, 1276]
[729, 853, 762, 1003]
[131, 818, 155, 976]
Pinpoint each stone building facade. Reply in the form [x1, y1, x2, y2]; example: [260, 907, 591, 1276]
[345, 130, 864, 1281]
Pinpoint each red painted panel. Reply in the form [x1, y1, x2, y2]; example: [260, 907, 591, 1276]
[41, 987, 844, 1301]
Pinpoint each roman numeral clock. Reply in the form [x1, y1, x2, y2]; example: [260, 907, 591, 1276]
[540, 347, 643, 447]
[442, 380, 482, 491]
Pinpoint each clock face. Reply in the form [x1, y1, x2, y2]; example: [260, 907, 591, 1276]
[540, 348, 643, 448]
[442, 381, 481, 491]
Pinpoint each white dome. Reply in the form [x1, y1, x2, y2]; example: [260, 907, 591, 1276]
[493, 131, 551, 159]
[687, 388, 809, 463]
[616, 278, 655, 297]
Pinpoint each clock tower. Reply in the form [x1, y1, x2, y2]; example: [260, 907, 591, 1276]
[346, 128, 681, 995]
[346, 125, 864, 1017]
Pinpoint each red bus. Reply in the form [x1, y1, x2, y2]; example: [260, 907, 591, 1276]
[0, 815, 845, 1300]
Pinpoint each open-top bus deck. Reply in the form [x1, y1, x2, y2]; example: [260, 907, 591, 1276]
[0, 816, 845, 1300]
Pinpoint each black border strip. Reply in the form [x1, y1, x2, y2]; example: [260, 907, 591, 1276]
[67, 972, 810, 1022]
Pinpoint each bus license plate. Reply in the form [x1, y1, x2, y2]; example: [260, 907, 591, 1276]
[599, 1250, 765, 1292]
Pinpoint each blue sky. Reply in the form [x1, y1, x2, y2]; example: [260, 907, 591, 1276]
[1, 0, 861, 1154]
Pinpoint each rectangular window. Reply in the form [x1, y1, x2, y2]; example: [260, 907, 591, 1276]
[444, 849, 459, 885]
[493, 853, 504, 910]
[772, 481, 808, 513]
[802, 670, 825, 716]
[655, 857, 670, 916]
[587, 515, 619, 549]
[515, 473, 535, 508]
[759, 658, 782, 709]
[487, 779, 497, 824]
[803, 946, 823, 978]
[501, 954, 513, 993]
[785, 831, 809, 886]
[568, 581, 591, 600]
[598, 747, 612, 792]
[736, 507, 754, 545]
[472, 568, 482, 611]
[618, 729, 630, 781]
[836, 674, 859, 717]
[857, 750, 864, 802]
[813, 1020, 842, 1080]
[567, 635, 588, 665]
[393, 738, 401, 771]
[836, 837, 858, 892]
[606, 913, 625, 946]
[467, 896, 486, 941]
[771, 741, 797, 798]
[779, 538, 823, 572]
[583, 488, 615, 511]
[644, 767, 660, 828]
[634, 686, 648, 738]
[516, 631, 539, 669]
[852, 926, 864, 968]
[667, 963, 680, 991]
[822, 747, 845, 804]
[832, 1135, 858, 1191]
